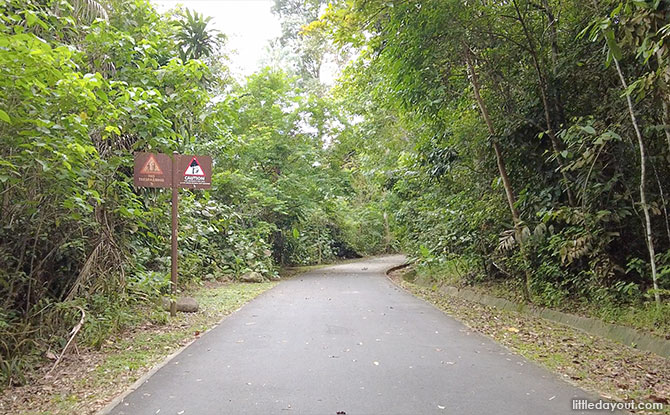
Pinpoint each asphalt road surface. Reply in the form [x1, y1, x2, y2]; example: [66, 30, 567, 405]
[106, 255, 598, 415]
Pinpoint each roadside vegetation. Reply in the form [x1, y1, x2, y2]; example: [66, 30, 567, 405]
[0, 279, 275, 414]
[408, 260, 670, 337]
[1, 0, 669, 405]
[389, 267, 670, 414]
[315, 0, 670, 335]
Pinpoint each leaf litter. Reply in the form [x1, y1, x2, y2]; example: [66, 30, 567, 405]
[388, 268, 669, 414]
[0, 281, 275, 415]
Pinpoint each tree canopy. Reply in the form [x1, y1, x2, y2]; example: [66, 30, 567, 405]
[1, 0, 669, 387]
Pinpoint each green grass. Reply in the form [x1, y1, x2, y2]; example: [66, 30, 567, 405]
[89, 331, 184, 388]
[52, 393, 79, 407]
[40, 281, 277, 415]
[89, 282, 275, 388]
[590, 302, 670, 336]
[412, 264, 670, 337]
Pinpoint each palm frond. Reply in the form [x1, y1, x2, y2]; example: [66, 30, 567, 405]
[72, 0, 109, 23]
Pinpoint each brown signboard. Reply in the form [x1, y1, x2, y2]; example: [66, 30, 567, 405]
[132, 151, 212, 316]
[134, 152, 172, 188]
[177, 154, 212, 189]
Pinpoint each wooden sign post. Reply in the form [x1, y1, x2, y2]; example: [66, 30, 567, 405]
[134, 152, 212, 316]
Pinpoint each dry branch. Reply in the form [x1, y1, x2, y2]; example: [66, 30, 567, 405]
[47, 306, 85, 376]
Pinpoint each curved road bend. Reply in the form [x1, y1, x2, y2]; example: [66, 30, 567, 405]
[106, 255, 602, 415]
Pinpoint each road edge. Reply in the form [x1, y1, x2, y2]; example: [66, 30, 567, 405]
[96, 288, 276, 415]
[99, 255, 411, 415]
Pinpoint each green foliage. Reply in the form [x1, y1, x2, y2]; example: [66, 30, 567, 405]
[322, 0, 670, 316]
[6, 0, 669, 391]
[174, 8, 224, 61]
[0, 0, 391, 386]
[271, 0, 333, 85]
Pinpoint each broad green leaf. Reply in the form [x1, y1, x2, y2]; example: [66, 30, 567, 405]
[0, 109, 10, 124]
[604, 29, 622, 61]
[25, 11, 36, 27]
[580, 125, 596, 135]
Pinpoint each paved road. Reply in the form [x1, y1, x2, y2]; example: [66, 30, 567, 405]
[106, 256, 597, 415]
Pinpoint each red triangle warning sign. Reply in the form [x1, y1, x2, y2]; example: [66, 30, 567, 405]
[183, 156, 205, 177]
[139, 154, 163, 175]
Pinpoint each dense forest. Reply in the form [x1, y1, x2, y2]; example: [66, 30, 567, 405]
[1, 0, 669, 386]
[316, 0, 670, 321]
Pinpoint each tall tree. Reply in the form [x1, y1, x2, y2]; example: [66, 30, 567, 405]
[271, 0, 332, 86]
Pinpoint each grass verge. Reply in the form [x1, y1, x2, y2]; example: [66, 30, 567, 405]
[389, 268, 670, 414]
[0, 280, 276, 415]
[412, 261, 670, 338]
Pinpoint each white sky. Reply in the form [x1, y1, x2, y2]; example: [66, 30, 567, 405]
[151, 0, 282, 76]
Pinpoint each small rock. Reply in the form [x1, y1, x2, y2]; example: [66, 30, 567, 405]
[239, 271, 264, 283]
[162, 297, 199, 313]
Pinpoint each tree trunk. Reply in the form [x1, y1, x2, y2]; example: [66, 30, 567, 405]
[614, 58, 660, 307]
[464, 45, 531, 302]
[464, 47, 520, 224]
[512, 0, 576, 207]
[541, 0, 566, 125]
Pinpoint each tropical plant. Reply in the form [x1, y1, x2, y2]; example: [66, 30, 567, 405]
[174, 8, 224, 61]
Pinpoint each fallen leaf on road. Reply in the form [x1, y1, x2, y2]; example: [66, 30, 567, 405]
[389, 267, 670, 410]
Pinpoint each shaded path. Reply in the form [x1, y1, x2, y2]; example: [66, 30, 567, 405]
[106, 256, 596, 414]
